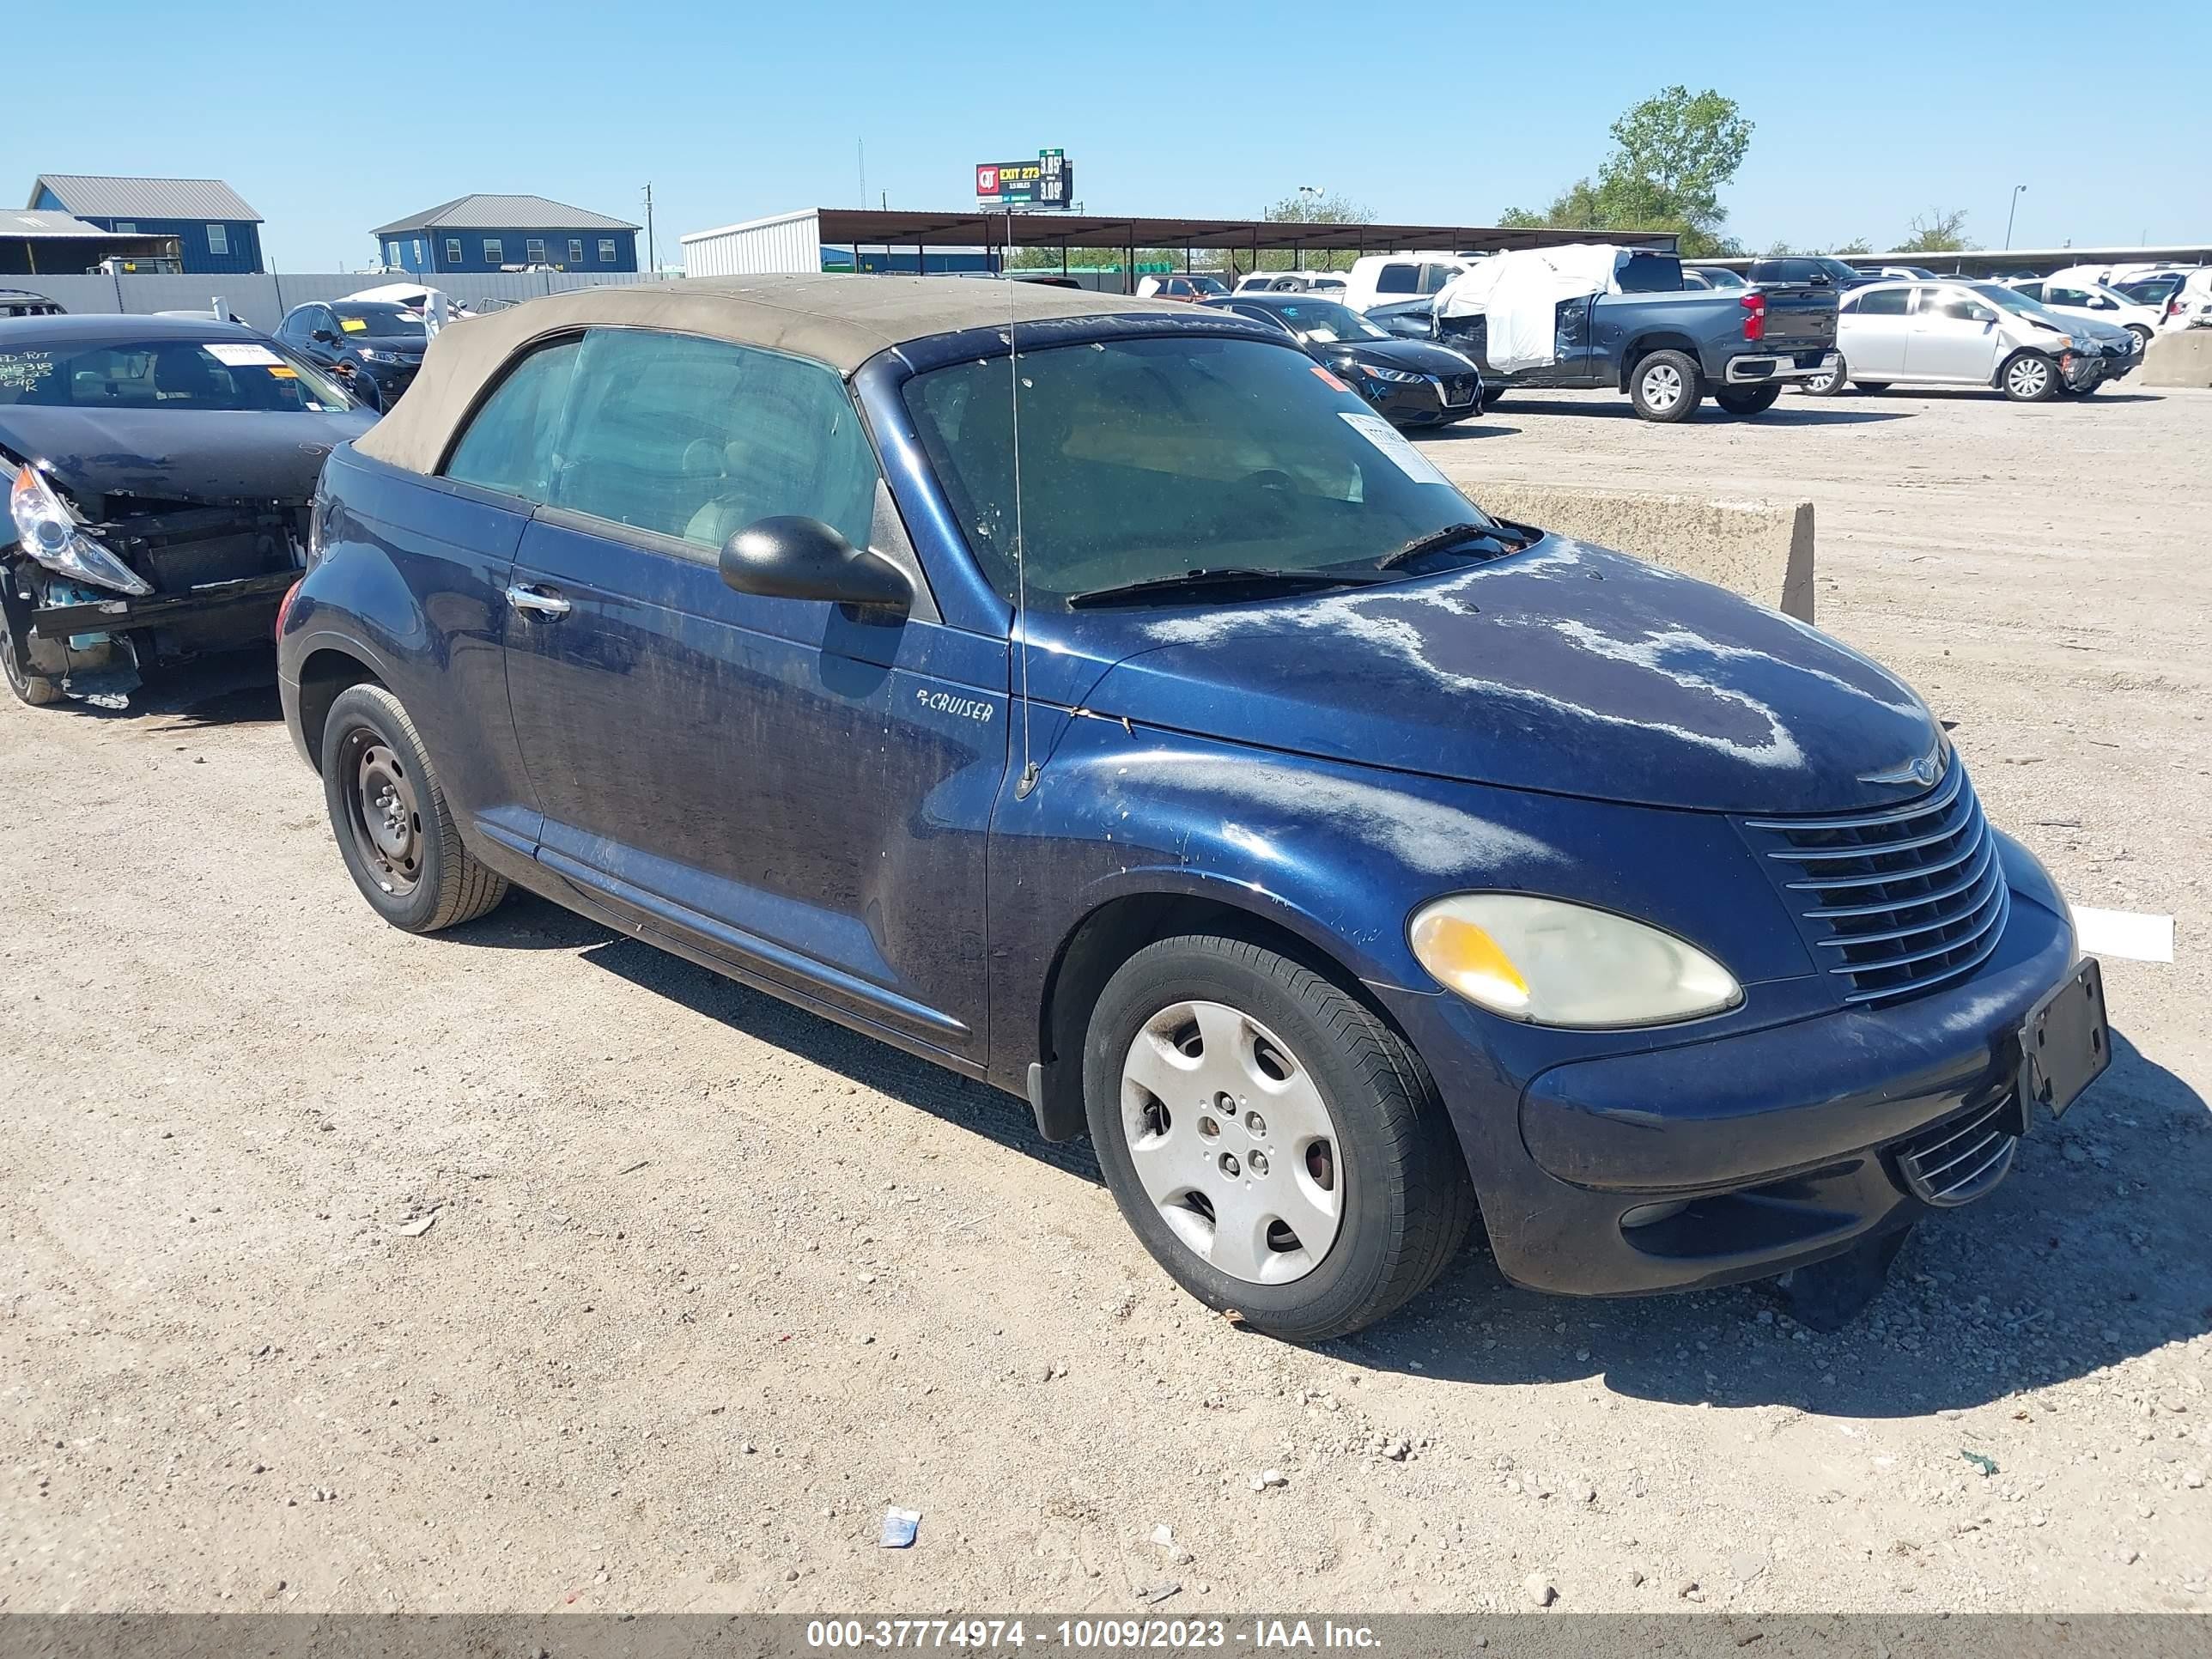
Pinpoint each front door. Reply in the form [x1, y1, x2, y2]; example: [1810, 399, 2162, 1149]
[495, 327, 1006, 1062]
[1905, 288, 2004, 383]
[1839, 286, 1913, 377]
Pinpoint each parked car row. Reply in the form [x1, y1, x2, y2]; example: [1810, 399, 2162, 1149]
[1200, 294, 1487, 428]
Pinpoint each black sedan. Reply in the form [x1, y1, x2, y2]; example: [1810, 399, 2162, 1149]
[0, 314, 374, 707]
[272, 299, 432, 408]
[1200, 295, 1486, 426]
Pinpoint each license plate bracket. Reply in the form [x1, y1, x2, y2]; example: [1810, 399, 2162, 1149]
[2018, 957, 2110, 1123]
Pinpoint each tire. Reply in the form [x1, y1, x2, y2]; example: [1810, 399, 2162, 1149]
[0, 605, 61, 707]
[1084, 933, 1476, 1343]
[2126, 325, 2152, 351]
[1629, 349, 1703, 422]
[1713, 382, 1782, 416]
[2000, 350, 2060, 402]
[1852, 381, 1892, 393]
[321, 682, 507, 933]
[1800, 356, 1846, 396]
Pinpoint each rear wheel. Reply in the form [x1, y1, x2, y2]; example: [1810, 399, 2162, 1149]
[2126, 325, 2152, 351]
[1713, 382, 1783, 416]
[1630, 349, 1703, 422]
[1800, 356, 1847, 396]
[322, 682, 507, 933]
[1085, 933, 1475, 1343]
[0, 608, 61, 707]
[2001, 350, 2060, 402]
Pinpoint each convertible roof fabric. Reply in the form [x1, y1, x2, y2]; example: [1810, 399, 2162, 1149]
[353, 273, 1188, 476]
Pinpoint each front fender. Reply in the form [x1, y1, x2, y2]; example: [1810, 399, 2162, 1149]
[983, 714, 1821, 1097]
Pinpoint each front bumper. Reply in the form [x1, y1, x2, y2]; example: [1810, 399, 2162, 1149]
[1360, 370, 1485, 425]
[1380, 872, 2079, 1297]
[359, 359, 422, 402]
[1723, 349, 1838, 385]
[30, 568, 296, 643]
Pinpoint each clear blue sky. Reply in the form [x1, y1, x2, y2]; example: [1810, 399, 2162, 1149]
[15, 0, 2204, 270]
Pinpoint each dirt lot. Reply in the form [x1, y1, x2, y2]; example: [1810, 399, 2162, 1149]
[4, 384, 2207, 1616]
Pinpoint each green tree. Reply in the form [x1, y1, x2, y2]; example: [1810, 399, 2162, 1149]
[1501, 86, 1753, 258]
[1218, 191, 1377, 277]
[1896, 209, 1976, 253]
[1831, 237, 1873, 256]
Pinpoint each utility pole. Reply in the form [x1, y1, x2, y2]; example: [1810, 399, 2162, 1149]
[2004, 184, 2027, 251]
[643, 181, 657, 276]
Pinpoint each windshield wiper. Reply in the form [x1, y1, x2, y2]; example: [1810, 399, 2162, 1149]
[1374, 522, 1528, 572]
[1066, 566, 1387, 610]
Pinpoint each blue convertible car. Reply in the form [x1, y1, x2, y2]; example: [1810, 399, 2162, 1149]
[277, 276, 2106, 1340]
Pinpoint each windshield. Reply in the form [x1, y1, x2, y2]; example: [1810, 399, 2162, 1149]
[1971, 283, 2061, 319]
[904, 334, 1497, 607]
[1267, 301, 1389, 343]
[0, 336, 356, 411]
[1184, 276, 1229, 296]
[331, 303, 428, 339]
[1691, 265, 1745, 288]
[2115, 276, 2180, 303]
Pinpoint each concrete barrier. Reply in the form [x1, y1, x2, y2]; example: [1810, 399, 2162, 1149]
[1459, 483, 1816, 623]
[2141, 330, 2212, 389]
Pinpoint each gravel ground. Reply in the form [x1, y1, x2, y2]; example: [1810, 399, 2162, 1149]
[3, 383, 2206, 1616]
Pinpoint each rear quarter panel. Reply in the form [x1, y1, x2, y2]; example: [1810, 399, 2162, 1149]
[280, 447, 537, 834]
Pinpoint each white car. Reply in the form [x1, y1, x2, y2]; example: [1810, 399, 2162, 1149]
[1338, 252, 1477, 313]
[2004, 276, 2161, 349]
[2160, 268, 2212, 330]
[1133, 273, 1231, 301]
[1233, 270, 1349, 295]
[1805, 278, 2136, 400]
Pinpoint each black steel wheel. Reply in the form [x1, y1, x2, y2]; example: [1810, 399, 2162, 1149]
[321, 682, 507, 933]
[0, 607, 61, 707]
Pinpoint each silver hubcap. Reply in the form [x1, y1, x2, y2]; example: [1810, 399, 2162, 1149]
[1806, 369, 1836, 393]
[1120, 1000, 1343, 1285]
[1642, 362, 1684, 410]
[2008, 358, 2049, 396]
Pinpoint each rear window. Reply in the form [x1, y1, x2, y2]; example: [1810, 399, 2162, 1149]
[1616, 254, 1685, 293]
[0, 337, 353, 410]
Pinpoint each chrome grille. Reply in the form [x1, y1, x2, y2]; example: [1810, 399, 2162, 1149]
[1741, 761, 2009, 1006]
[1894, 1096, 2017, 1207]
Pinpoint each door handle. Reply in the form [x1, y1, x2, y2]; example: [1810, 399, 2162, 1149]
[506, 583, 571, 620]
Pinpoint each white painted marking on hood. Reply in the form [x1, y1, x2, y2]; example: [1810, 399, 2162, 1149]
[2074, 908, 2173, 963]
[1119, 750, 1562, 875]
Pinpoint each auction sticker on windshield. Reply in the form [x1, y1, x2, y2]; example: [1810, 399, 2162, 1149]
[1339, 410, 1454, 489]
[205, 343, 283, 368]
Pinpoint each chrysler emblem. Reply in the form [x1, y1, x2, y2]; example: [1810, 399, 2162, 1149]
[1859, 748, 1942, 788]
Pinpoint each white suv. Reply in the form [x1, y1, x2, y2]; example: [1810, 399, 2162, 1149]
[2004, 276, 2160, 349]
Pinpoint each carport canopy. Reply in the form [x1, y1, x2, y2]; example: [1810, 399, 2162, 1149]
[814, 209, 1678, 261]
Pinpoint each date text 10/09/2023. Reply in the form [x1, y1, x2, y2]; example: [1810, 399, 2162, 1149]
[805, 1621, 1381, 1651]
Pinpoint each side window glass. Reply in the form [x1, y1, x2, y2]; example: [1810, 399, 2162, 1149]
[442, 338, 583, 503]
[550, 330, 879, 556]
[1857, 288, 1908, 316]
[1375, 263, 1418, 295]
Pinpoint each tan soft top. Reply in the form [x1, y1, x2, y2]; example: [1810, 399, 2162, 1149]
[352, 272, 1193, 476]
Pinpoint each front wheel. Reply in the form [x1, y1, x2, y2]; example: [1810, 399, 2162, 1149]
[1800, 356, 1847, 396]
[322, 682, 508, 933]
[1713, 382, 1782, 416]
[1085, 934, 1475, 1343]
[2001, 350, 2060, 402]
[0, 606, 61, 707]
[2127, 325, 2152, 351]
[1630, 349, 1703, 422]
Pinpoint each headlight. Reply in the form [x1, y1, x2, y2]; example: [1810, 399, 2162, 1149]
[9, 464, 154, 596]
[1358, 363, 1427, 384]
[1408, 894, 1741, 1029]
[355, 346, 389, 362]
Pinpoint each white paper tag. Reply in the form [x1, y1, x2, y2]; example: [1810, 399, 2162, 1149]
[204, 343, 282, 368]
[1339, 410, 1453, 489]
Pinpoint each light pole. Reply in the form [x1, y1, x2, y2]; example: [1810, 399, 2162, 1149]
[2004, 184, 2027, 251]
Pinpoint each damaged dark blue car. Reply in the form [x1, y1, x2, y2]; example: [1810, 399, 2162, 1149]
[278, 276, 2108, 1341]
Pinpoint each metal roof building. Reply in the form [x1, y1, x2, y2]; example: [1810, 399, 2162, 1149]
[27, 175, 264, 274]
[371, 194, 642, 277]
[683, 207, 1679, 285]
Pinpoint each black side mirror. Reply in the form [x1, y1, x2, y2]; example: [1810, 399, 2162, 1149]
[312, 328, 337, 343]
[720, 516, 910, 611]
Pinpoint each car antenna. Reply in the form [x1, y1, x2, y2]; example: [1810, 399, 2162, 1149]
[1009, 206, 1040, 801]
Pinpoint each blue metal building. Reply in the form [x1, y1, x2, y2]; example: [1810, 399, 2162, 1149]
[27, 175, 265, 274]
[369, 195, 641, 275]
